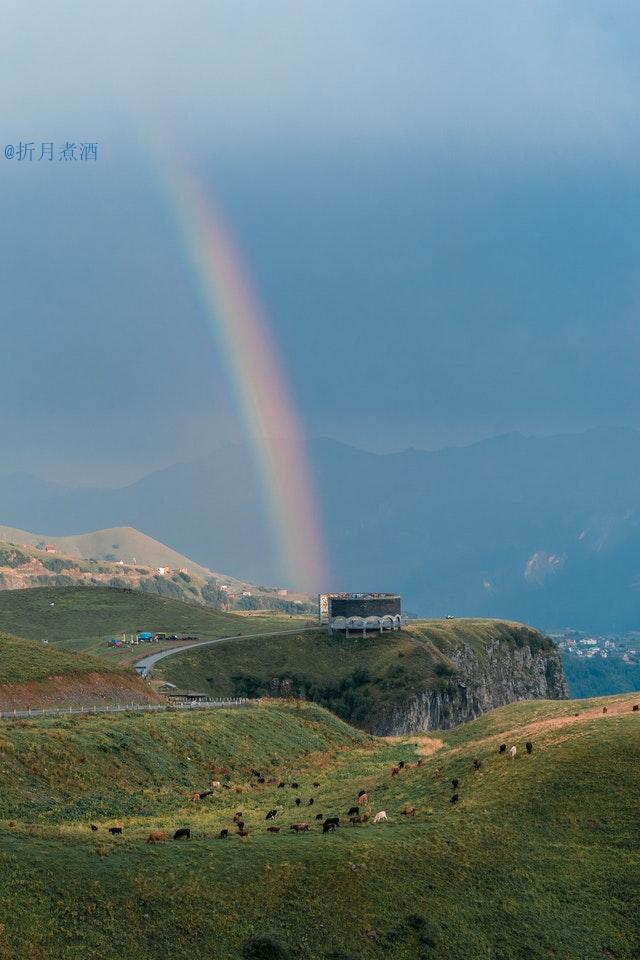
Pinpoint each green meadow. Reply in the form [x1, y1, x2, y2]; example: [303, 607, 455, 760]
[0, 695, 637, 959]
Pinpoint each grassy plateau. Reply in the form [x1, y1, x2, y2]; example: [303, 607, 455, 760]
[0, 587, 309, 664]
[0, 695, 637, 959]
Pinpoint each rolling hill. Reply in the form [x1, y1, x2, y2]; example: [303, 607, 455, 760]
[153, 618, 567, 733]
[0, 586, 309, 663]
[0, 632, 159, 709]
[0, 694, 636, 959]
[0, 525, 314, 613]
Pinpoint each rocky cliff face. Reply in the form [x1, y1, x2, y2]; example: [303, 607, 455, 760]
[369, 637, 567, 736]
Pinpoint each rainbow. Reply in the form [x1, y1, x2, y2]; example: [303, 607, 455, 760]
[166, 168, 328, 593]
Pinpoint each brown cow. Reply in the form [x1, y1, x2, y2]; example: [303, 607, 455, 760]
[357, 793, 369, 807]
[266, 826, 280, 833]
[233, 812, 243, 824]
[391, 766, 400, 776]
[401, 805, 416, 817]
[289, 823, 310, 832]
[147, 830, 166, 843]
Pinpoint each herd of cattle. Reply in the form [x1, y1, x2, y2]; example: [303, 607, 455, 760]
[93, 738, 541, 843]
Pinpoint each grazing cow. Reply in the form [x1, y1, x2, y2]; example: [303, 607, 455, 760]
[357, 789, 367, 798]
[357, 793, 368, 807]
[210, 781, 222, 789]
[257, 777, 265, 785]
[372, 811, 388, 824]
[265, 810, 278, 821]
[509, 746, 517, 759]
[401, 805, 416, 817]
[290, 823, 310, 833]
[391, 766, 400, 777]
[347, 806, 360, 816]
[313, 781, 320, 788]
[237, 828, 250, 837]
[173, 828, 191, 840]
[473, 758, 482, 770]
[90, 824, 98, 831]
[108, 827, 122, 835]
[633, 705, 639, 712]
[251, 769, 261, 778]
[499, 744, 507, 754]
[324, 817, 340, 827]
[198, 790, 213, 800]
[278, 782, 286, 789]
[452, 779, 459, 790]
[295, 798, 302, 807]
[434, 769, 441, 780]
[525, 742, 533, 754]
[450, 794, 459, 804]
[323, 821, 337, 834]
[315, 813, 324, 820]
[398, 761, 406, 769]
[308, 798, 314, 806]
[190, 792, 201, 802]
[602, 707, 608, 715]
[349, 816, 362, 825]
[218, 829, 229, 839]
[291, 782, 299, 789]
[266, 826, 280, 833]
[361, 809, 371, 823]
[233, 812, 244, 824]
[147, 831, 166, 843]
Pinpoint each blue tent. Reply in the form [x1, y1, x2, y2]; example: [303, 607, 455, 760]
[137, 631, 154, 641]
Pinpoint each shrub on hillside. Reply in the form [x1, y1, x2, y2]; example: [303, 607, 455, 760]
[242, 932, 290, 960]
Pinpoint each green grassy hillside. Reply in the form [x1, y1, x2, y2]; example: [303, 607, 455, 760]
[155, 619, 559, 727]
[0, 632, 158, 709]
[0, 587, 307, 662]
[0, 694, 637, 959]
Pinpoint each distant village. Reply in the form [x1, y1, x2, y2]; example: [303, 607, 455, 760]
[552, 629, 639, 665]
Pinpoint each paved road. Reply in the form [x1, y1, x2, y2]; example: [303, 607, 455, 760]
[134, 626, 318, 678]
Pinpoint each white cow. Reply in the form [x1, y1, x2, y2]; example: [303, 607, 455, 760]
[372, 811, 388, 824]
[509, 746, 517, 759]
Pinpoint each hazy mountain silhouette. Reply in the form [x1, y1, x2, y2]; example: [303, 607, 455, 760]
[3, 427, 640, 630]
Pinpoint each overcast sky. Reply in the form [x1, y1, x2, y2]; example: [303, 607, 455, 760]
[2, 1, 640, 483]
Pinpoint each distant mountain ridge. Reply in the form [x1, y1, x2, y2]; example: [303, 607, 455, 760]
[4, 426, 640, 630]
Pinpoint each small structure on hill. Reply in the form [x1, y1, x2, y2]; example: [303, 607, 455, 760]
[319, 593, 405, 635]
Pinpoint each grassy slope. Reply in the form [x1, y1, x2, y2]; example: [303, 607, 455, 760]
[0, 695, 637, 959]
[156, 618, 555, 725]
[0, 633, 123, 683]
[0, 525, 222, 582]
[0, 587, 307, 663]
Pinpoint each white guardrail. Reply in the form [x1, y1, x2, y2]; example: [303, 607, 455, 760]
[0, 698, 252, 721]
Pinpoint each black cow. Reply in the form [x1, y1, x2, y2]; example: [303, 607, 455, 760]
[257, 777, 265, 784]
[633, 705, 639, 712]
[251, 769, 261, 778]
[108, 827, 122, 835]
[499, 744, 507, 754]
[218, 829, 229, 839]
[173, 828, 191, 840]
[525, 742, 533, 754]
[322, 821, 337, 834]
[315, 813, 324, 820]
[295, 798, 302, 807]
[452, 778, 459, 790]
[473, 758, 482, 770]
[291, 782, 299, 789]
[308, 798, 314, 806]
[450, 794, 459, 804]
[90, 824, 98, 831]
[347, 806, 359, 816]
[357, 790, 367, 798]
[265, 810, 278, 821]
[277, 782, 286, 788]
[236, 821, 245, 831]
